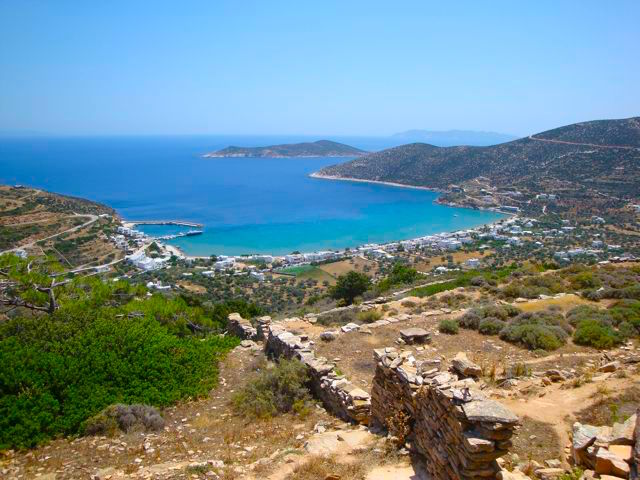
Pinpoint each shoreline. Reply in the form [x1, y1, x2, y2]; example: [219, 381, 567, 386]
[134, 174, 513, 260]
[308, 172, 442, 192]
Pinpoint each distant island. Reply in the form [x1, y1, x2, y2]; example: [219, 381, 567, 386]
[203, 140, 367, 158]
[391, 129, 518, 146]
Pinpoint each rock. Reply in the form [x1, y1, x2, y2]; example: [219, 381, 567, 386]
[544, 459, 562, 468]
[320, 331, 339, 341]
[610, 414, 636, 445]
[399, 327, 431, 345]
[607, 444, 632, 462]
[341, 323, 360, 333]
[534, 468, 565, 479]
[598, 361, 620, 373]
[572, 422, 599, 465]
[348, 388, 370, 401]
[498, 469, 530, 480]
[594, 447, 630, 477]
[462, 399, 519, 424]
[451, 352, 482, 378]
[545, 369, 566, 382]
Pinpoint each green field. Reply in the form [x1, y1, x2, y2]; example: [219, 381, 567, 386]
[276, 264, 336, 283]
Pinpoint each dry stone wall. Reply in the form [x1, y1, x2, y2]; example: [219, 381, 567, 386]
[265, 323, 371, 424]
[371, 348, 519, 480]
[227, 313, 258, 340]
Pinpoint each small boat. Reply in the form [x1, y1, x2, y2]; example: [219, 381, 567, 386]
[453, 214, 459, 217]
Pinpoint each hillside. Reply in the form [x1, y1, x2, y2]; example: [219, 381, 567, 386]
[0, 185, 122, 266]
[203, 139, 367, 158]
[315, 117, 640, 198]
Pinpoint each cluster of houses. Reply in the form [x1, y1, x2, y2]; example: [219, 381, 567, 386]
[110, 226, 146, 253]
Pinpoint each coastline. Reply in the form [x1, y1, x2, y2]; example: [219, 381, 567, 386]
[127, 174, 512, 260]
[309, 172, 442, 192]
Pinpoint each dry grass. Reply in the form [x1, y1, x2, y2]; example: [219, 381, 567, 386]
[576, 385, 640, 426]
[286, 455, 368, 480]
[511, 416, 563, 464]
[318, 256, 378, 277]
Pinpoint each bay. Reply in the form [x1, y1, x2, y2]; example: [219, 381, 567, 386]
[0, 135, 504, 256]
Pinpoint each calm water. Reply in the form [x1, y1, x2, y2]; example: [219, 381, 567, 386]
[0, 136, 504, 255]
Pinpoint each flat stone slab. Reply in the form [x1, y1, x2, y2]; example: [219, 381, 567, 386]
[399, 327, 431, 344]
[462, 399, 518, 424]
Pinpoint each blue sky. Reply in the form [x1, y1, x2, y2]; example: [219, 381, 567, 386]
[1, 0, 638, 137]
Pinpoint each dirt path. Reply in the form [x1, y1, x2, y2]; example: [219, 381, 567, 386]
[502, 375, 638, 456]
[1, 213, 98, 254]
[528, 135, 640, 151]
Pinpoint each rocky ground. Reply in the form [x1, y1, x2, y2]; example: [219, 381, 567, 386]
[3, 286, 639, 480]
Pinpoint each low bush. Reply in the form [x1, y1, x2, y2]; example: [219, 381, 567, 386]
[500, 323, 565, 351]
[478, 317, 506, 335]
[459, 311, 482, 330]
[84, 404, 164, 436]
[356, 309, 382, 323]
[232, 359, 312, 419]
[438, 319, 459, 334]
[573, 319, 622, 349]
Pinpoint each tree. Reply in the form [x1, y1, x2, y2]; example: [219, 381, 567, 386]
[329, 271, 371, 305]
[0, 254, 69, 313]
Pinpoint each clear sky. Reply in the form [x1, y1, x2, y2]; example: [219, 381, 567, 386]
[1, 0, 638, 137]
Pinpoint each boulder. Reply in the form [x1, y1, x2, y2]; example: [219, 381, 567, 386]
[598, 361, 620, 373]
[608, 445, 632, 462]
[320, 331, 339, 342]
[451, 352, 482, 378]
[611, 414, 636, 445]
[572, 422, 599, 465]
[595, 447, 630, 477]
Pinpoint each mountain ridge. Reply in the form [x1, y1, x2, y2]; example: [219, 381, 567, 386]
[315, 117, 640, 198]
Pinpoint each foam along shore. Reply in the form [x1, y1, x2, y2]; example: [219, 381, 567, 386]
[309, 172, 440, 192]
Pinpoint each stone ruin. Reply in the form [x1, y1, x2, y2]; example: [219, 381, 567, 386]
[227, 312, 258, 340]
[228, 313, 523, 479]
[371, 348, 519, 480]
[264, 322, 371, 424]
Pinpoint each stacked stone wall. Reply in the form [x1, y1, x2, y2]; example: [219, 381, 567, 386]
[265, 323, 370, 424]
[227, 313, 258, 340]
[371, 348, 518, 480]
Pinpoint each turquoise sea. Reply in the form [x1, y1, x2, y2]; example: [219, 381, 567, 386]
[0, 136, 504, 256]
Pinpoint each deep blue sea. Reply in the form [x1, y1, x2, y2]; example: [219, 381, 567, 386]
[0, 136, 504, 256]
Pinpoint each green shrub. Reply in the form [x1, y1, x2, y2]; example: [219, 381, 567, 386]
[84, 404, 164, 436]
[573, 319, 622, 349]
[0, 311, 237, 450]
[232, 359, 312, 419]
[500, 323, 565, 351]
[459, 311, 481, 330]
[438, 319, 459, 334]
[329, 271, 371, 305]
[357, 309, 382, 323]
[478, 317, 506, 335]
